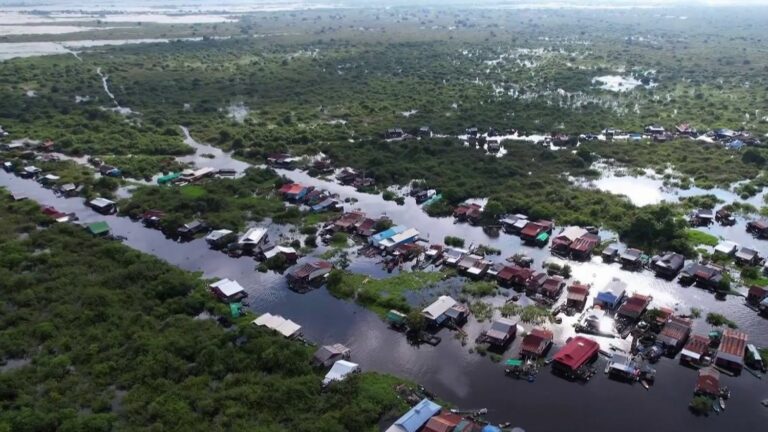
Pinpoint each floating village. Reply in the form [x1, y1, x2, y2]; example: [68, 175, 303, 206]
[2, 121, 768, 429]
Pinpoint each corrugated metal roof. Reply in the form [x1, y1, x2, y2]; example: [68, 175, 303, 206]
[422, 295, 457, 320]
[717, 328, 748, 358]
[385, 399, 442, 432]
[553, 336, 599, 370]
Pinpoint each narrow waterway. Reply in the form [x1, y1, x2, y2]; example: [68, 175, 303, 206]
[2, 135, 768, 431]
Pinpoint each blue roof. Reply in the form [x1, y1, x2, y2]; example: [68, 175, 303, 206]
[391, 399, 441, 432]
[370, 225, 405, 242]
[596, 291, 618, 305]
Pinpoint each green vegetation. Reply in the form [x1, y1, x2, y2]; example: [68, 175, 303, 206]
[690, 307, 702, 319]
[468, 301, 494, 322]
[542, 262, 572, 279]
[103, 155, 184, 180]
[685, 229, 719, 247]
[444, 236, 465, 248]
[117, 168, 288, 232]
[678, 195, 723, 211]
[586, 140, 766, 188]
[326, 270, 444, 316]
[3, 155, 118, 198]
[618, 205, 697, 257]
[705, 312, 738, 329]
[740, 266, 768, 287]
[499, 304, 552, 324]
[330, 232, 350, 248]
[3, 8, 768, 253]
[462, 281, 498, 297]
[0, 190, 406, 431]
[405, 310, 426, 334]
[689, 396, 713, 416]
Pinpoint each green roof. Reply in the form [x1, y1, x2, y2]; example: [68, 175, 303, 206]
[87, 221, 110, 236]
[230, 302, 241, 318]
[386, 310, 406, 324]
[505, 359, 523, 367]
[157, 172, 180, 184]
[536, 232, 550, 242]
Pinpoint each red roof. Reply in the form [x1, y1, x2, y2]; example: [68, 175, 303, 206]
[567, 283, 590, 302]
[278, 183, 305, 195]
[520, 328, 553, 356]
[520, 222, 545, 238]
[617, 293, 652, 318]
[334, 211, 365, 228]
[454, 203, 482, 216]
[553, 336, 599, 371]
[540, 276, 564, 297]
[355, 218, 377, 236]
[497, 265, 533, 282]
[659, 316, 692, 343]
[718, 329, 748, 357]
[655, 307, 674, 325]
[683, 335, 709, 356]
[423, 413, 462, 432]
[748, 285, 767, 299]
[569, 234, 600, 253]
[40, 206, 60, 216]
[696, 367, 720, 395]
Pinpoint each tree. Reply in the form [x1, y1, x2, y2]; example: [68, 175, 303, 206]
[481, 199, 505, 224]
[689, 396, 712, 416]
[741, 148, 766, 166]
[405, 310, 425, 333]
[705, 312, 737, 329]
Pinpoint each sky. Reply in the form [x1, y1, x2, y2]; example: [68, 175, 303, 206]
[1, 0, 768, 9]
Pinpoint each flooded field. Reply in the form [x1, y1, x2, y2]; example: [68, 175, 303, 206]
[575, 166, 767, 250]
[0, 38, 206, 61]
[2, 132, 767, 431]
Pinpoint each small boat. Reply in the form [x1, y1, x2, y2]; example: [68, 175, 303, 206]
[761, 399, 768, 407]
[712, 400, 721, 413]
[641, 380, 651, 390]
[719, 398, 726, 411]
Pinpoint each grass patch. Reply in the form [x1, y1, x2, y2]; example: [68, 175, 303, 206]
[469, 301, 494, 322]
[444, 236, 465, 248]
[326, 270, 443, 316]
[462, 281, 498, 297]
[685, 229, 719, 247]
[180, 184, 207, 199]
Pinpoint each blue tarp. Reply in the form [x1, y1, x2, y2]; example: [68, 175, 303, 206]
[389, 398, 441, 432]
[369, 225, 405, 246]
[595, 291, 618, 307]
[482, 426, 502, 432]
[727, 139, 745, 150]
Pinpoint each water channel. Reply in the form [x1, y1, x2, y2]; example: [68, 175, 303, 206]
[1, 132, 767, 431]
